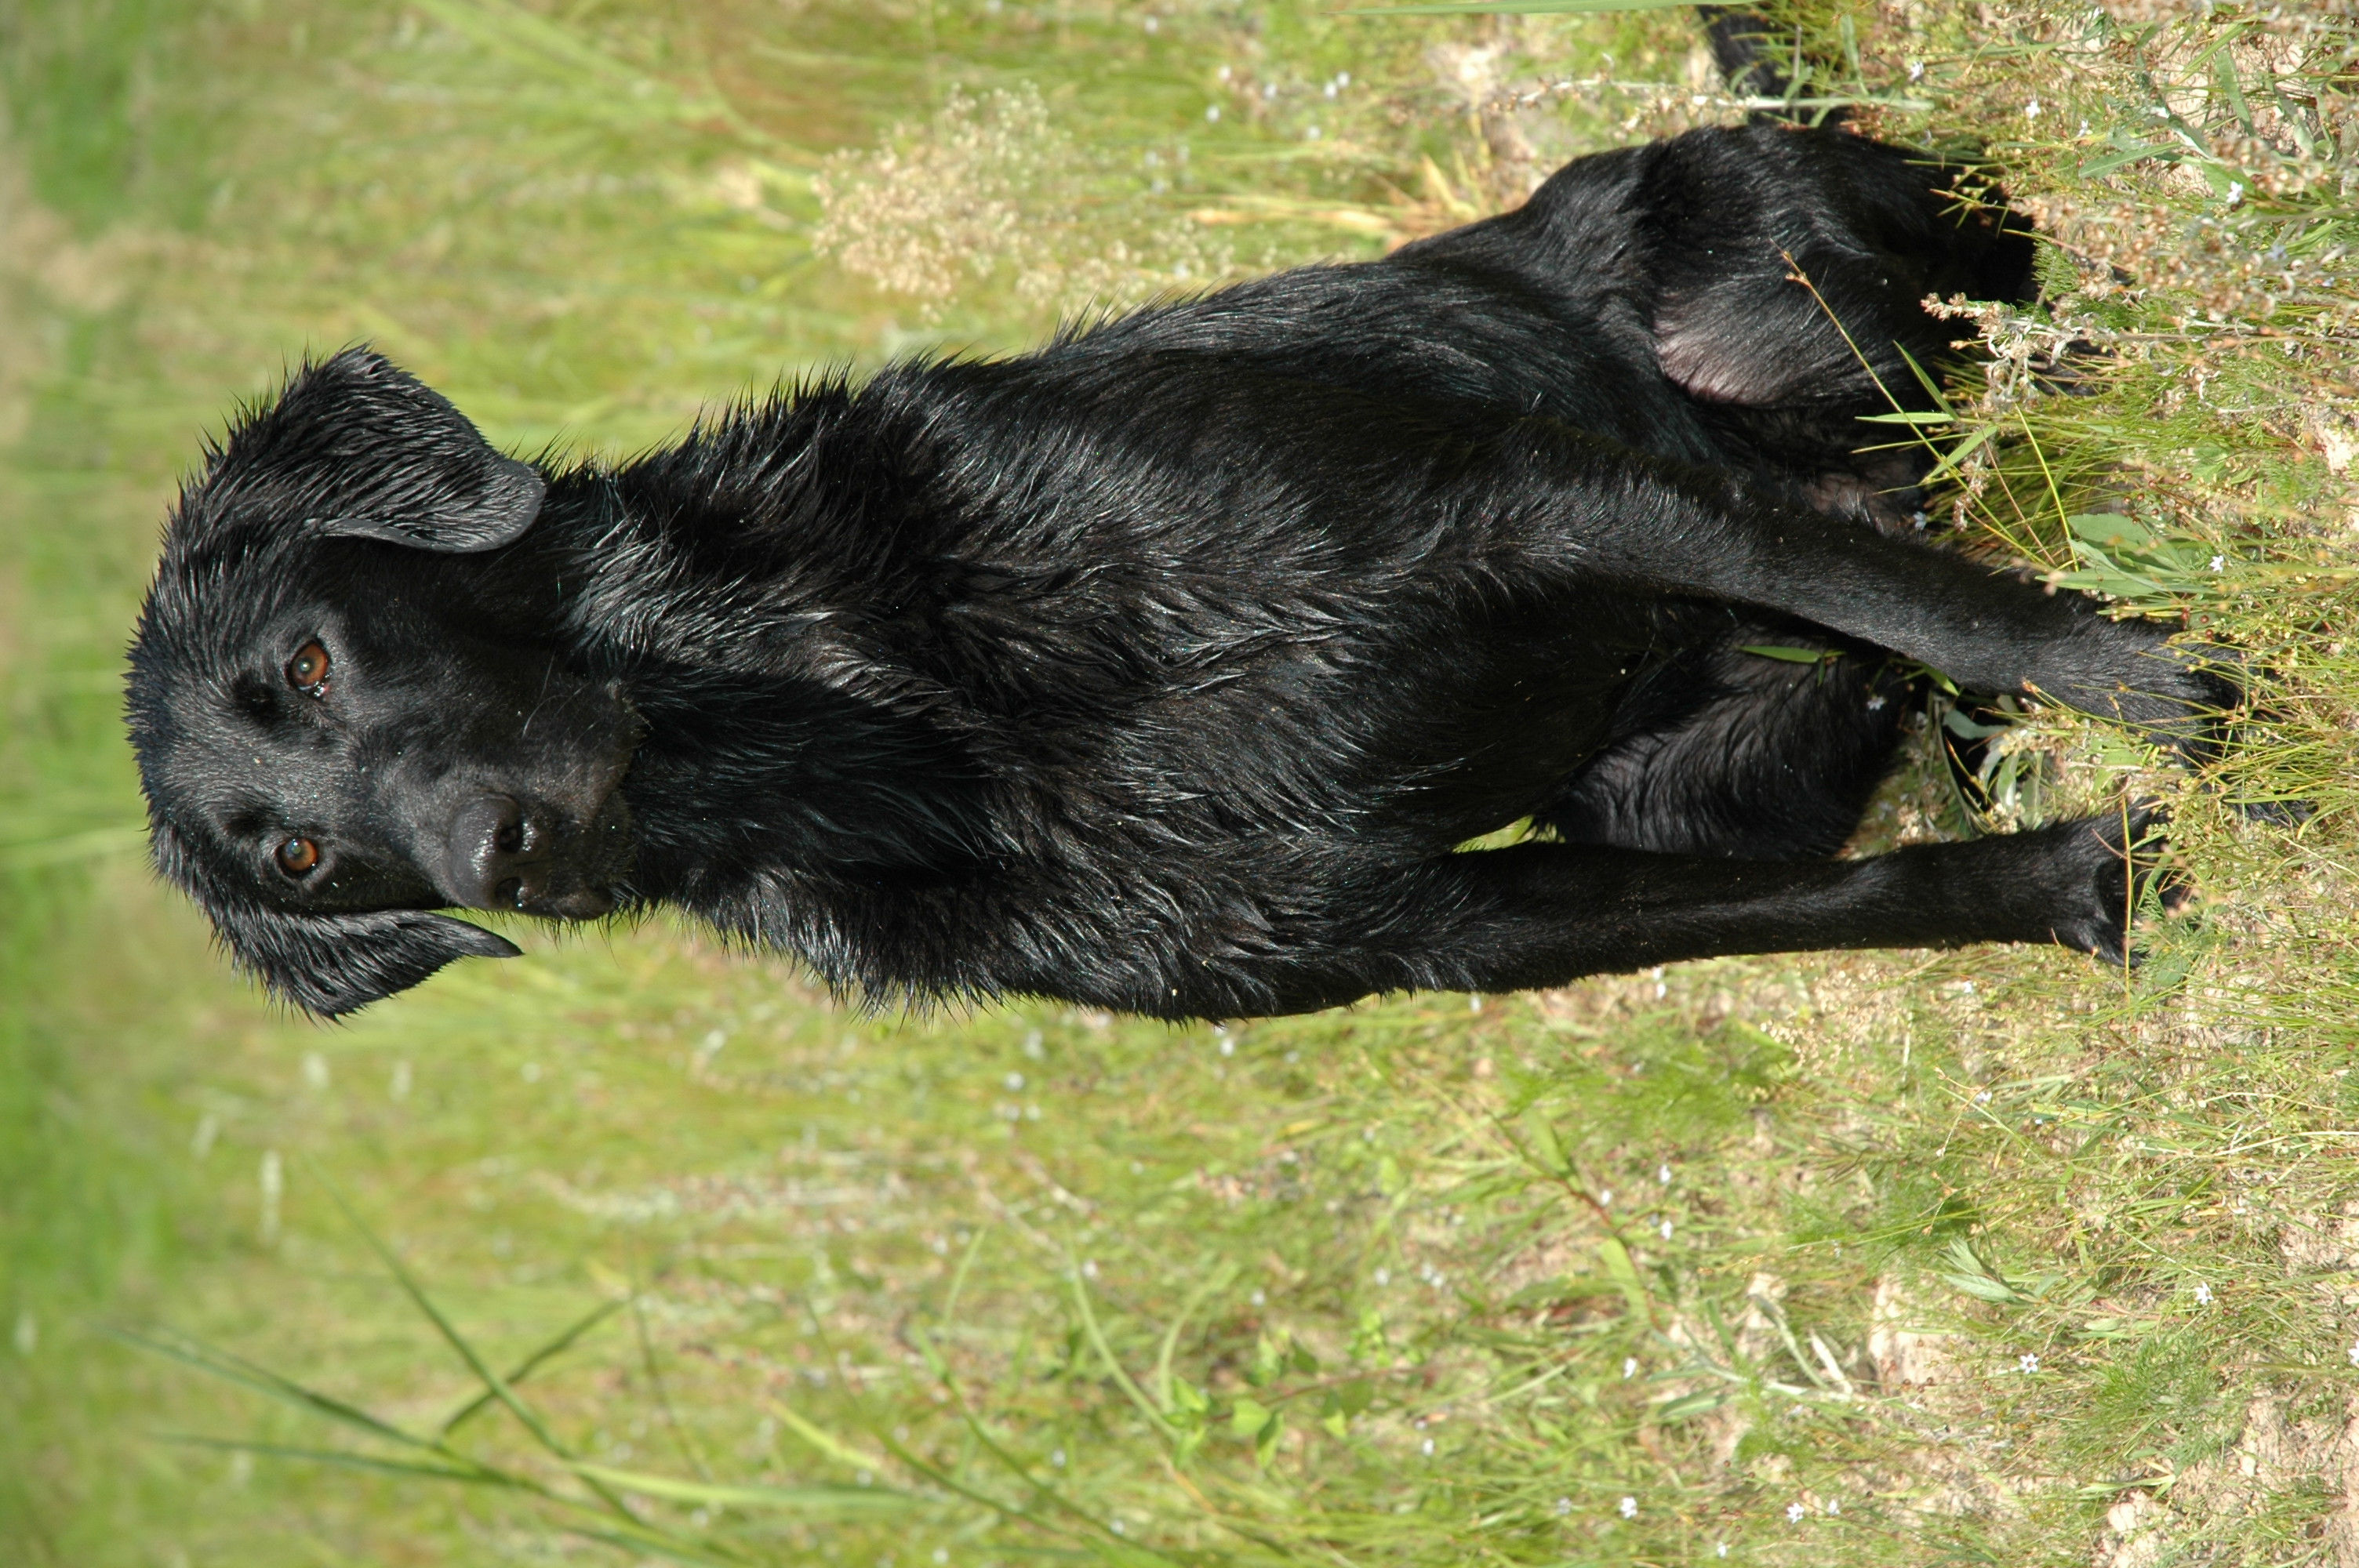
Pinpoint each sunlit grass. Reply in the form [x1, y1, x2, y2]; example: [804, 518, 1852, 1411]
[4, 2, 2357, 1564]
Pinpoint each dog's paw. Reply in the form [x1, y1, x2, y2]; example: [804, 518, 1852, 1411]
[2230, 795, 2314, 827]
[2041, 805, 2182, 965]
[2053, 621, 2243, 769]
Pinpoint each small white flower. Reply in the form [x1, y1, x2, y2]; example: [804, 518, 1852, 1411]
[1218, 1036, 1234, 1056]
[1337, 71, 1350, 86]
[2194, 1282, 2213, 1305]
[1374, 1267, 1390, 1286]
[1050, 1449, 1066, 1468]
[1554, 1497, 1572, 1516]
[1305, 125, 1321, 141]
[2026, 97, 2041, 118]
[1717, 1545, 1730, 1559]
[1826, 1498, 1840, 1515]
[1598, 1189, 1612, 1207]
[1659, 1220, 1674, 1240]
[1619, 1496, 1637, 1519]
[1205, 105, 1221, 122]
[2227, 182, 2245, 205]
[1623, 1356, 1638, 1380]
[933, 1550, 950, 1565]
[1787, 1502, 1807, 1523]
[1324, 82, 1337, 99]
[1907, 59, 1924, 82]
[1143, 13, 1157, 30]
[1081, 1258, 1099, 1279]
[2019, 1353, 2040, 1374]
[1976, 1090, 1994, 1104]
[1421, 1437, 1435, 1456]
[1658, 1164, 1672, 1185]
[1866, 694, 1886, 711]
[2210, 555, 2224, 572]
[1250, 1288, 1265, 1306]
[1110, 1519, 1125, 1535]
[1005, 1071, 1025, 1091]
[2346, 1337, 2359, 1367]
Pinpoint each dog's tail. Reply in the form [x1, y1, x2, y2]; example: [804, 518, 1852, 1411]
[1696, 6, 1843, 124]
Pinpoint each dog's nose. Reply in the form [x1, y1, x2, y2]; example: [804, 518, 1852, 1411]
[444, 793, 543, 910]
[440, 793, 616, 918]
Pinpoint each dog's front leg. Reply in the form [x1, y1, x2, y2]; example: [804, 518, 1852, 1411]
[1166, 817, 2165, 1018]
[1464, 429, 2238, 760]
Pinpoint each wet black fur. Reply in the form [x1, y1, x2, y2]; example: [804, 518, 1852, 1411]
[127, 123, 2234, 1019]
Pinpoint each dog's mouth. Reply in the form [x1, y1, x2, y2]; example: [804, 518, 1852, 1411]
[534, 780, 636, 920]
[522, 707, 642, 920]
[439, 737, 642, 920]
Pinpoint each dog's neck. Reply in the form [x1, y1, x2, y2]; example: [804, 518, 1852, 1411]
[514, 411, 1011, 899]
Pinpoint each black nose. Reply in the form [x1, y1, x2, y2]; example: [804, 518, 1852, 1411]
[444, 793, 542, 909]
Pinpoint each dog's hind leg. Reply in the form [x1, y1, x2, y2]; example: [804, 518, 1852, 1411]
[1140, 808, 2169, 1019]
[1632, 128, 2037, 532]
[1538, 623, 1913, 859]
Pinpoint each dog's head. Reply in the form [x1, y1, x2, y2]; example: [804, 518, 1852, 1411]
[127, 348, 642, 1017]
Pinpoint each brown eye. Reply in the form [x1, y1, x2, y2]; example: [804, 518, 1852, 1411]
[275, 837, 321, 876]
[286, 641, 331, 695]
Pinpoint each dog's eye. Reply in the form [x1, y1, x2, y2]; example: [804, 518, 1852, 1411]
[285, 641, 332, 696]
[275, 836, 322, 877]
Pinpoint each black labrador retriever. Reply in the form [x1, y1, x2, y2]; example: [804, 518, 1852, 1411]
[125, 123, 2235, 1018]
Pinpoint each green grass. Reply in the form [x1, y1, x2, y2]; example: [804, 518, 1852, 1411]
[3, 2, 2357, 1563]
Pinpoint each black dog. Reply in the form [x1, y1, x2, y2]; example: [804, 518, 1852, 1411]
[126, 124, 2234, 1019]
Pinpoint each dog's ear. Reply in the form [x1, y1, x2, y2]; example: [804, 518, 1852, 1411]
[210, 898, 523, 1018]
[201, 346, 544, 554]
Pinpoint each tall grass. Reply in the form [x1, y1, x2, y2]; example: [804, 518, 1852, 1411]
[2, 2, 2356, 1564]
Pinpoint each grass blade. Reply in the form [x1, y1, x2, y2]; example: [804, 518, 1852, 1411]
[564, 1529, 748, 1568]
[154, 1434, 509, 1486]
[769, 1402, 896, 1476]
[567, 1461, 921, 1515]
[102, 1325, 435, 1454]
[308, 1166, 642, 1523]
[439, 1298, 623, 1438]
[1154, 1262, 1238, 1412]
[1066, 1261, 1180, 1445]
